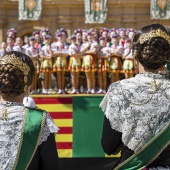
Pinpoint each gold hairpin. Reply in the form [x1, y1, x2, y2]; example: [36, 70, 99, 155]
[133, 49, 138, 58]
[139, 29, 170, 44]
[0, 53, 30, 91]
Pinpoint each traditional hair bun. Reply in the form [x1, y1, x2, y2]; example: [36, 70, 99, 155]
[0, 51, 34, 96]
[133, 24, 170, 70]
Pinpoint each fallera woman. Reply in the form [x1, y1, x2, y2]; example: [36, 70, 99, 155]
[100, 23, 170, 170]
[0, 51, 59, 170]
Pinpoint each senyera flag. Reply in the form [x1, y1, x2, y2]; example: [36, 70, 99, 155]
[34, 96, 121, 158]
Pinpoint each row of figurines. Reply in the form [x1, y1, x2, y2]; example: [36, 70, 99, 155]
[31, 55, 136, 73]
[30, 69, 136, 95]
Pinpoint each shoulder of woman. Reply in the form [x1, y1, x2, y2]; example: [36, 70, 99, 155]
[108, 81, 123, 93]
[107, 77, 136, 98]
[39, 112, 59, 145]
[27, 107, 47, 114]
[27, 108, 59, 133]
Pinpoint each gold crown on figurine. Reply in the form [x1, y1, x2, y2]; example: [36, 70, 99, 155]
[0, 53, 30, 91]
[139, 29, 170, 44]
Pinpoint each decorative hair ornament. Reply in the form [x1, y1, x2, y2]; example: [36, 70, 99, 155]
[24, 85, 28, 92]
[133, 49, 138, 58]
[139, 29, 170, 44]
[0, 53, 30, 91]
[159, 65, 166, 72]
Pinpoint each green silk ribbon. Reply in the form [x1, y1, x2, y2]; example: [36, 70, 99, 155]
[14, 108, 46, 170]
[115, 121, 170, 170]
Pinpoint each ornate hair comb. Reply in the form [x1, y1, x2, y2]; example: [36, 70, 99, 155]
[133, 49, 138, 58]
[139, 29, 170, 44]
[0, 53, 30, 91]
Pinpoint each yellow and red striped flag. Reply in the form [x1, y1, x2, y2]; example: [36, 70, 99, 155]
[34, 96, 120, 158]
[35, 97, 73, 157]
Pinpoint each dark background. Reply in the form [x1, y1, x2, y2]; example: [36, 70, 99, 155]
[58, 158, 119, 170]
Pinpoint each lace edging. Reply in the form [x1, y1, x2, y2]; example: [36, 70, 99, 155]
[99, 76, 170, 153]
[39, 113, 59, 145]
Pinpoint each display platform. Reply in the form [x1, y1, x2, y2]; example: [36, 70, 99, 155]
[32, 94, 120, 159]
[31, 94, 120, 170]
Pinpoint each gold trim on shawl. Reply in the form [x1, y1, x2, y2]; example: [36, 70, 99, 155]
[25, 111, 46, 169]
[114, 121, 170, 170]
[144, 121, 170, 168]
[12, 108, 28, 170]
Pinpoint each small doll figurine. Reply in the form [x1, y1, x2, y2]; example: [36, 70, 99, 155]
[75, 29, 87, 92]
[7, 28, 17, 41]
[100, 28, 109, 40]
[80, 31, 97, 94]
[82, 29, 88, 43]
[13, 37, 25, 53]
[126, 28, 136, 41]
[40, 35, 53, 94]
[22, 36, 30, 50]
[108, 28, 117, 43]
[25, 36, 39, 94]
[6, 37, 13, 52]
[40, 28, 51, 47]
[59, 28, 69, 45]
[96, 36, 110, 94]
[109, 34, 123, 83]
[68, 35, 82, 94]
[90, 28, 99, 42]
[118, 28, 127, 47]
[0, 41, 7, 57]
[74, 29, 82, 46]
[32, 30, 41, 50]
[52, 31, 69, 94]
[122, 39, 136, 79]
[7, 28, 17, 47]
[51, 30, 58, 52]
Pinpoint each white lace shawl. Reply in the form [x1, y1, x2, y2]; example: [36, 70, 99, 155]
[0, 105, 59, 170]
[100, 73, 170, 153]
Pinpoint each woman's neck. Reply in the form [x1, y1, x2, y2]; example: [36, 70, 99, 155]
[138, 62, 159, 74]
[1, 94, 25, 103]
[143, 69, 159, 74]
